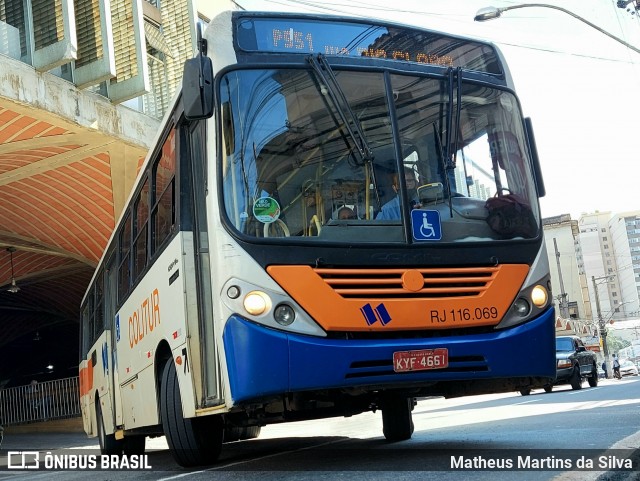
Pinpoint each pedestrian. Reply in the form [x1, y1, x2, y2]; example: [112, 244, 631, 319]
[612, 354, 621, 379]
[602, 360, 608, 379]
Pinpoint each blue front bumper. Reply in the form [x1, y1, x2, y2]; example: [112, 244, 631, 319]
[222, 307, 556, 403]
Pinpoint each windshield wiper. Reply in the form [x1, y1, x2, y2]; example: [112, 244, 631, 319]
[307, 54, 373, 164]
[306, 54, 381, 209]
[440, 67, 463, 217]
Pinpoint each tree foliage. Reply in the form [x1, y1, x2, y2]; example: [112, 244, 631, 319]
[606, 332, 631, 355]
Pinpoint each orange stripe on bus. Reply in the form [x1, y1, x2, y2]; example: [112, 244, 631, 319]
[267, 264, 529, 331]
[79, 363, 93, 397]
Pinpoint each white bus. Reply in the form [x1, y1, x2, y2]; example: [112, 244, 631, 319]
[79, 10, 555, 467]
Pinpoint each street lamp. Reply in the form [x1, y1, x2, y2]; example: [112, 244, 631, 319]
[474, 4, 640, 56]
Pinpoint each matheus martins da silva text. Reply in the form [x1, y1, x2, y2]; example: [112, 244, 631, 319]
[451, 455, 634, 470]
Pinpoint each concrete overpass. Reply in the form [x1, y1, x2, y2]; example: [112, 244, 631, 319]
[0, 54, 160, 384]
[0, 0, 234, 386]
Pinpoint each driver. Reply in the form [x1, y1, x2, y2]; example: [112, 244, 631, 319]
[376, 167, 421, 220]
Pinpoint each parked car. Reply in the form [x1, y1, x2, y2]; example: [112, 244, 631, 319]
[520, 335, 598, 395]
[619, 359, 639, 377]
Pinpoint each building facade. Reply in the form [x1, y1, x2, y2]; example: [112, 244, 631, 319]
[607, 210, 640, 318]
[543, 214, 589, 320]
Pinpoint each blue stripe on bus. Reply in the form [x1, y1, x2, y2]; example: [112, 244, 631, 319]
[222, 307, 555, 403]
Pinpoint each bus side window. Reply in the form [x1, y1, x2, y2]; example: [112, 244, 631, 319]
[133, 177, 150, 279]
[94, 267, 104, 337]
[152, 130, 176, 253]
[81, 301, 92, 357]
[85, 288, 94, 349]
[118, 212, 132, 303]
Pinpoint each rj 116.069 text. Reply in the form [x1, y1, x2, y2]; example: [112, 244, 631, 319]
[430, 307, 498, 323]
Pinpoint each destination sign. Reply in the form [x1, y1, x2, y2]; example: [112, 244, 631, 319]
[236, 16, 502, 75]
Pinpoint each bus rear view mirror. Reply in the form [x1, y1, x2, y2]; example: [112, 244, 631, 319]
[183, 55, 213, 120]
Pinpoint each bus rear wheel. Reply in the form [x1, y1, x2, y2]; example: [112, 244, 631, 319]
[97, 400, 123, 455]
[160, 359, 223, 467]
[123, 435, 146, 455]
[381, 396, 414, 442]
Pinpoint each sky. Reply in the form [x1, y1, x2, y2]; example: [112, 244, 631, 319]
[223, 0, 640, 220]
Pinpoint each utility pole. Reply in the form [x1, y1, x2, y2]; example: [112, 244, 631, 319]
[593, 275, 611, 378]
[553, 238, 569, 318]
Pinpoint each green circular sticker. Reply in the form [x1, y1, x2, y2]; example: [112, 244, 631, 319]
[252, 197, 281, 223]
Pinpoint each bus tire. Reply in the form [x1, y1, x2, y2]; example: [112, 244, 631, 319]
[160, 359, 223, 467]
[123, 435, 146, 455]
[224, 425, 261, 442]
[382, 396, 414, 442]
[97, 400, 123, 455]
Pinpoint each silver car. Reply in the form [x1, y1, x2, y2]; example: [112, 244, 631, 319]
[619, 360, 639, 377]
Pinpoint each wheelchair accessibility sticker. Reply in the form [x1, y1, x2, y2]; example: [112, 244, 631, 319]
[411, 210, 442, 241]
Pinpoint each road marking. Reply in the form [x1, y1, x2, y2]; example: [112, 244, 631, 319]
[514, 398, 542, 404]
[565, 389, 594, 395]
[156, 438, 351, 481]
[552, 428, 640, 481]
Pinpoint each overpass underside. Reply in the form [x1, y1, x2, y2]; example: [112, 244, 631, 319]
[0, 55, 159, 383]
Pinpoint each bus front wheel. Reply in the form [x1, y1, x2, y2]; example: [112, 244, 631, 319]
[381, 396, 414, 442]
[160, 359, 223, 466]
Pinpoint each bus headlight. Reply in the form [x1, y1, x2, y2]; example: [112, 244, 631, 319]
[274, 304, 295, 326]
[495, 273, 551, 330]
[531, 285, 548, 307]
[243, 291, 271, 316]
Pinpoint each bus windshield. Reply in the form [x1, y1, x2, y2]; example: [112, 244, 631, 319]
[220, 67, 539, 243]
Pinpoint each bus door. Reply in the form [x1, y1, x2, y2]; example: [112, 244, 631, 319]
[180, 121, 222, 406]
[104, 251, 123, 426]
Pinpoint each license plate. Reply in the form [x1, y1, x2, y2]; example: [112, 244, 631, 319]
[393, 348, 448, 372]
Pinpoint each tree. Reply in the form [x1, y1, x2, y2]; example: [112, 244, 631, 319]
[607, 333, 631, 355]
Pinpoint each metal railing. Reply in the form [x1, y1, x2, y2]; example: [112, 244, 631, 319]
[0, 376, 81, 426]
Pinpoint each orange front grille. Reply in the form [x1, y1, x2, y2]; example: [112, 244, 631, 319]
[267, 264, 529, 331]
[314, 267, 498, 298]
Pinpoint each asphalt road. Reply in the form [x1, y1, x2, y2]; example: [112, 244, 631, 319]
[1, 377, 639, 481]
